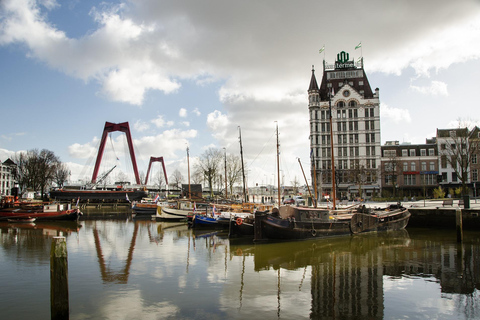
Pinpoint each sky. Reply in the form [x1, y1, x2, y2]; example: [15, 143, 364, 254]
[1, 0, 480, 189]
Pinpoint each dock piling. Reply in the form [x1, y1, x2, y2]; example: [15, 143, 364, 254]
[50, 236, 69, 320]
[455, 208, 463, 243]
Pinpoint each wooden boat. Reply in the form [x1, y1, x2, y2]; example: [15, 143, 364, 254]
[159, 200, 207, 221]
[132, 200, 158, 217]
[254, 203, 410, 241]
[0, 203, 83, 222]
[190, 214, 223, 229]
[228, 204, 273, 237]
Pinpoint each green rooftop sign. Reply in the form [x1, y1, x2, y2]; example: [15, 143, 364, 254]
[335, 51, 355, 69]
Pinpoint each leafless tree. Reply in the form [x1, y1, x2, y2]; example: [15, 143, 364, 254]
[348, 160, 368, 199]
[291, 176, 300, 194]
[442, 124, 480, 194]
[13, 149, 60, 198]
[381, 149, 401, 198]
[54, 162, 70, 188]
[170, 169, 183, 189]
[226, 154, 242, 197]
[191, 167, 204, 185]
[194, 148, 222, 197]
[154, 170, 165, 191]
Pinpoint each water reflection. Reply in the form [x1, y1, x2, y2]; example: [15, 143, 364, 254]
[0, 221, 81, 262]
[1, 219, 480, 319]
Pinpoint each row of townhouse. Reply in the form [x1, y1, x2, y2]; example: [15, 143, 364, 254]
[381, 127, 480, 198]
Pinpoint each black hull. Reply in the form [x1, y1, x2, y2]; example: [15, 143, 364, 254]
[50, 190, 147, 202]
[254, 209, 410, 242]
[229, 218, 254, 237]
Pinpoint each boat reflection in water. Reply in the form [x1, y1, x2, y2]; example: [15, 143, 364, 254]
[229, 229, 480, 319]
[1, 220, 480, 319]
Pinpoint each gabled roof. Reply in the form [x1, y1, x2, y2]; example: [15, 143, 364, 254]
[318, 67, 375, 101]
[2, 158, 16, 166]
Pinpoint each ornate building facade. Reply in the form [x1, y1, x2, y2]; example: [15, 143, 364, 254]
[308, 51, 381, 201]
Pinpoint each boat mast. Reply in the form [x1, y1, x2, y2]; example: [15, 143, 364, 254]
[187, 146, 191, 200]
[224, 147, 228, 200]
[329, 88, 336, 209]
[298, 158, 314, 204]
[276, 122, 281, 206]
[238, 126, 247, 204]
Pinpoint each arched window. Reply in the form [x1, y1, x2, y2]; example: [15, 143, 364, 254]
[348, 101, 357, 107]
[337, 101, 345, 108]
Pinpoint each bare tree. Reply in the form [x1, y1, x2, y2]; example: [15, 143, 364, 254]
[291, 176, 300, 195]
[191, 167, 204, 185]
[154, 170, 165, 191]
[381, 148, 401, 198]
[54, 162, 70, 188]
[194, 148, 222, 198]
[348, 160, 368, 200]
[226, 154, 242, 197]
[13, 149, 60, 199]
[442, 124, 479, 194]
[170, 169, 183, 189]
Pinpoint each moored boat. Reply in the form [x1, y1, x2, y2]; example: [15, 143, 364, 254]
[254, 203, 410, 242]
[159, 200, 207, 222]
[0, 203, 83, 222]
[49, 188, 147, 202]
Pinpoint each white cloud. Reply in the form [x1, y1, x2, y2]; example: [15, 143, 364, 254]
[179, 108, 187, 117]
[151, 115, 166, 128]
[206, 110, 229, 141]
[380, 103, 412, 123]
[181, 121, 190, 127]
[193, 108, 201, 116]
[133, 120, 150, 132]
[411, 81, 448, 96]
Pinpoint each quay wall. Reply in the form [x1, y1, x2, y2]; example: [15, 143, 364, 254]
[408, 207, 480, 230]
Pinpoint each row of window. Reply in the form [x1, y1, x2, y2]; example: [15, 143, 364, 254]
[313, 158, 378, 170]
[311, 133, 377, 145]
[384, 174, 438, 186]
[312, 121, 377, 134]
[310, 108, 375, 120]
[384, 149, 436, 157]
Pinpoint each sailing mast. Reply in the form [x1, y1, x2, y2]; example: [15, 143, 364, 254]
[238, 126, 247, 204]
[187, 146, 191, 200]
[224, 147, 228, 200]
[329, 88, 337, 209]
[276, 122, 281, 206]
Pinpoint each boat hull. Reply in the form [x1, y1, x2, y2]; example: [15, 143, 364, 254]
[254, 207, 410, 241]
[0, 208, 82, 222]
[158, 207, 190, 221]
[50, 189, 147, 202]
[190, 215, 223, 229]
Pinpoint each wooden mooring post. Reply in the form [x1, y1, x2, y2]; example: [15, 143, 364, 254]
[50, 236, 69, 320]
[456, 208, 463, 243]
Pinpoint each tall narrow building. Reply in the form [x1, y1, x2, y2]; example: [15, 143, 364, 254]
[309, 51, 381, 201]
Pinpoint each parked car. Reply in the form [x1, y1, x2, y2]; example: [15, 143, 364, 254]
[283, 197, 295, 204]
[294, 196, 306, 206]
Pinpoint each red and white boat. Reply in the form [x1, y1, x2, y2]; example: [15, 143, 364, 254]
[0, 197, 82, 222]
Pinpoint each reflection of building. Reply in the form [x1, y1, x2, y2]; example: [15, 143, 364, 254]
[310, 247, 384, 319]
[309, 52, 381, 201]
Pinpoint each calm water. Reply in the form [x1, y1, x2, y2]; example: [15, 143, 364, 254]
[1, 217, 480, 320]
